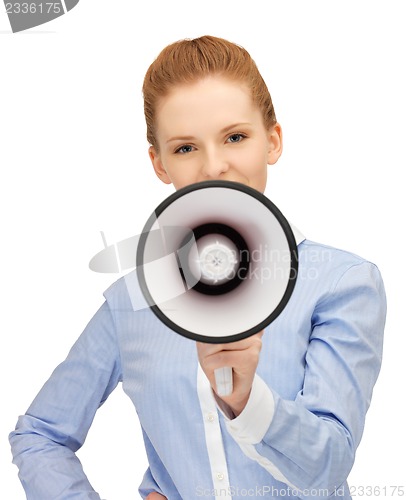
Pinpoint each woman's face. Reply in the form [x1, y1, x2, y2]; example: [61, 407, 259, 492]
[149, 76, 282, 193]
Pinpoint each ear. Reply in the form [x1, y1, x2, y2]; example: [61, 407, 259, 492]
[267, 123, 283, 165]
[149, 146, 172, 185]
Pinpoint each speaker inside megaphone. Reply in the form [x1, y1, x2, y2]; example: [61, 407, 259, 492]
[136, 180, 298, 344]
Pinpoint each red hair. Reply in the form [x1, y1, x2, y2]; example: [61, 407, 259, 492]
[142, 35, 277, 150]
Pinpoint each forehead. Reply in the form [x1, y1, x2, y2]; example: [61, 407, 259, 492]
[155, 76, 262, 135]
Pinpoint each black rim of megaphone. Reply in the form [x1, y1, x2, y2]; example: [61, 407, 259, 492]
[136, 180, 299, 344]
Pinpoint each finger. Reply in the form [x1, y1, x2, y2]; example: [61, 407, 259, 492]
[199, 336, 263, 364]
[197, 331, 264, 355]
[202, 348, 260, 373]
[216, 331, 264, 351]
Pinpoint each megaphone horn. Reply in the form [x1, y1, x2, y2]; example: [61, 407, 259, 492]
[136, 180, 299, 395]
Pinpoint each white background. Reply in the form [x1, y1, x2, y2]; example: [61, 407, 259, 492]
[1, 1, 405, 498]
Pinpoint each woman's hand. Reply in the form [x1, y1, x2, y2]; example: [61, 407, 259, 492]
[145, 493, 167, 500]
[196, 331, 264, 416]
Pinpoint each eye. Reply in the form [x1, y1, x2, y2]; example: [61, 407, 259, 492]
[226, 133, 246, 144]
[175, 144, 195, 154]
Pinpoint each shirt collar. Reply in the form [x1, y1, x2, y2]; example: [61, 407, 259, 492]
[290, 224, 306, 246]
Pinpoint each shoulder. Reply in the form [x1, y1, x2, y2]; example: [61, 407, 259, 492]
[298, 239, 380, 275]
[297, 239, 385, 305]
[299, 239, 368, 264]
[103, 269, 148, 313]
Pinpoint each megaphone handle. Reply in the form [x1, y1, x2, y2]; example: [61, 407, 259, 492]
[214, 366, 233, 397]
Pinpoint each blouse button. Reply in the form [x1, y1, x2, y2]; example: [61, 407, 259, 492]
[216, 472, 224, 481]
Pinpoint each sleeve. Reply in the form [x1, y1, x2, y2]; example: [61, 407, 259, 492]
[9, 301, 122, 500]
[224, 261, 386, 494]
[138, 468, 167, 499]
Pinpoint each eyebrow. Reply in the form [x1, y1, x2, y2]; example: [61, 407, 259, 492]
[220, 122, 252, 134]
[165, 123, 252, 144]
[166, 135, 196, 144]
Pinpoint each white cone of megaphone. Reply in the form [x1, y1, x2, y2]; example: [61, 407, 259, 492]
[136, 180, 299, 396]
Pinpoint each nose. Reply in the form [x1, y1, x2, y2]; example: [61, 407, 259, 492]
[201, 150, 229, 179]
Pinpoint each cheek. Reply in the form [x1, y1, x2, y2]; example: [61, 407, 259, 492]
[232, 146, 268, 174]
[165, 160, 198, 188]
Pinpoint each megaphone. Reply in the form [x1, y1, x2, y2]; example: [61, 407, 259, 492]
[136, 180, 299, 396]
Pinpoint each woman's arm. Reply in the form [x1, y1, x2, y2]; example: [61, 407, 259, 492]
[199, 261, 386, 494]
[9, 301, 122, 499]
